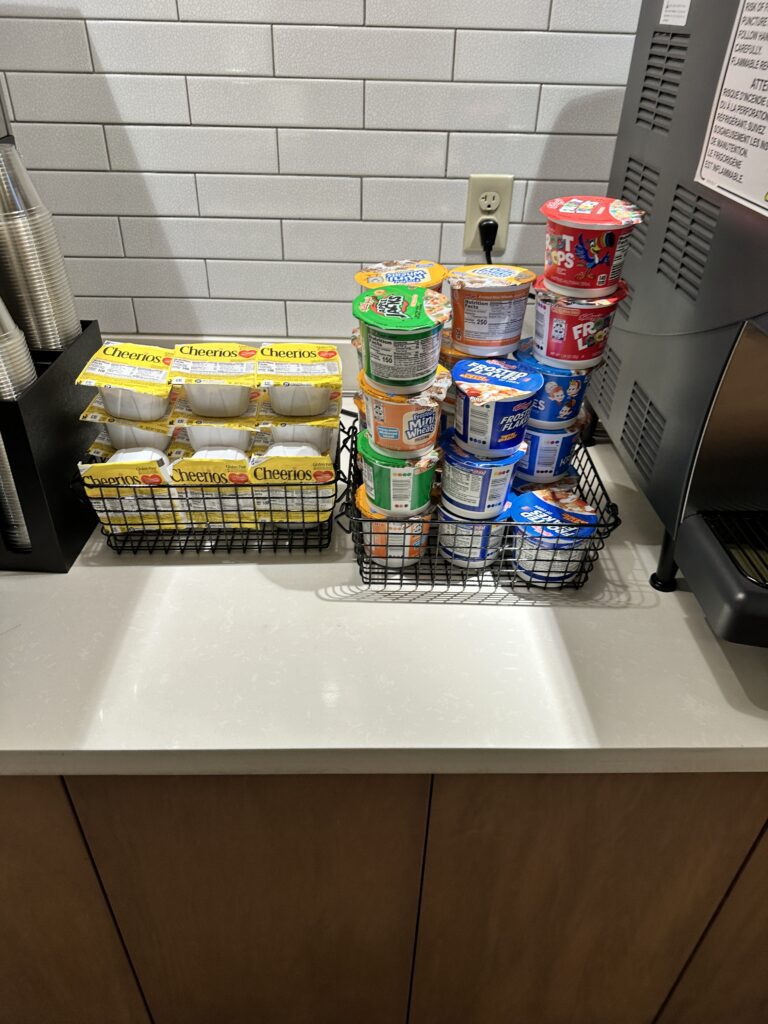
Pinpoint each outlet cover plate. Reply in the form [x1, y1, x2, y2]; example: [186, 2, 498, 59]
[462, 173, 514, 255]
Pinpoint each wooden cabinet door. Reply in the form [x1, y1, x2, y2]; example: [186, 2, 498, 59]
[0, 777, 149, 1024]
[68, 775, 429, 1024]
[410, 774, 768, 1024]
[657, 824, 768, 1023]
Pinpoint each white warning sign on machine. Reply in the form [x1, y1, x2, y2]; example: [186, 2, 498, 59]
[695, 0, 768, 217]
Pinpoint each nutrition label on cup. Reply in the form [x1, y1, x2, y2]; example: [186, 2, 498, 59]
[368, 329, 440, 382]
[462, 295, 526, 342]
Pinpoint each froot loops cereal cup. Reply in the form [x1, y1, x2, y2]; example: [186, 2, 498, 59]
[353, 286, 451, 394]
[356, 260, 447, 292]
[448, 264, 535, 355]
[515, 424, 580, 484]
[441, 432, 526, 521]
[355, 485, 431, 568]
[452, 358, 543, 459]
[540, 195, 643, 298]
[359, 366, 451, 458]
[357, 429, 439, 517]
[515, 349, 591, 429]
[533, 276, 626, 369]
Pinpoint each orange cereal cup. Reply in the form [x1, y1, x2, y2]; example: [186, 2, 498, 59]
[449, 264, 536, 355]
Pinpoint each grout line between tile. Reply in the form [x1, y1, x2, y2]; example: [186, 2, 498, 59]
[451, 28, 457, 81]
[202, 258, 211, 297]
[534, 83, 543, 132]
[182, 74, 192, 125]
[82, 19, 95, 73]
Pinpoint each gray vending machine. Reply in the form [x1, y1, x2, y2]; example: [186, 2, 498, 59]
[592, 0, 768, 645]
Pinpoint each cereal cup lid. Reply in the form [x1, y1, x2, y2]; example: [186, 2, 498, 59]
[353, 286, 451, 331]
[356, 260, 448, 290]
[516, 349, 591, 379]
[358, 365, 451, 405]
[448, 264, 536, 289]
[442, 430, 526, 470]
[510, 489, 598, 542]
[539, 195, 644, 229]
[534, 275, 628, 308]
[358, 429, 439, 469]
[452, 358, 544, 401]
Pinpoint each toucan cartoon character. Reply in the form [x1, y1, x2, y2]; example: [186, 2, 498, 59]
[575, 231, 615, 271]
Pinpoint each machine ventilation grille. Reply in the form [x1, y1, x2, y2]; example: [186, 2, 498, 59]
[622, 158, 659, 256]
[618, 280, 635, 318]
[637, 31, 689, 133]
[589, 346, 621, 419]
[621, 382, 665, 479]
[657, 185, 719, 300]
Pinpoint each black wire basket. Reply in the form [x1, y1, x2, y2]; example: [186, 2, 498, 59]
[342, 424, 620, 591]
[81, 418, 354, 556]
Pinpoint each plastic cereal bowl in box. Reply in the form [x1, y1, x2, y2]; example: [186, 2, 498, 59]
[533, 276, 626, 369]
[357, 429, 439, 518]
[452, 358, 543, 459]
[269, 421, 337, 457]
[76, 342, 173, 423]
[356, 485, 431, 568]
[515, 349, 591, 428]
[105, 420, 172, 452]
[353, 286, 450, 394]
[100, 387, 170, 422]
[184, 382, 251, 418]
[359, 365, 451, 459]
[441, 431, 526, 521]
[186, 423, 254, 453]
[437, 502, 512, 571]
[254, 343, 342, 418]
[448, 265, 535, 355]
[170, 342, 257, 418]
[356, 260, 447, 292]
[510, 488, 598, 586]
[540, 195, 643, 298]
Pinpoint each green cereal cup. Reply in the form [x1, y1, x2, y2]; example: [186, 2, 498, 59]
[358, 429, 439, 518]
[353, 286, 451, 394]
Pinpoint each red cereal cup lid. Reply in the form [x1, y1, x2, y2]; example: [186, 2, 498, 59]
[539, 195, 644, 229]
[534, 275, 628, 307]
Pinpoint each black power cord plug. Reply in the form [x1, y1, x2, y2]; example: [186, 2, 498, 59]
[479, 218, 498, 264]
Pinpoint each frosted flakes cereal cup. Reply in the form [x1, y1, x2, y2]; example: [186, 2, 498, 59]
[452, 358, 543, 459]
[515, 348, 591, 428]
[448, 265, 535, 354]
[540, 195, 643, 297]
[515, 424, 581, 484]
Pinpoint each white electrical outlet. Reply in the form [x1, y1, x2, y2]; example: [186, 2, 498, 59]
[462, 174, 514, 255]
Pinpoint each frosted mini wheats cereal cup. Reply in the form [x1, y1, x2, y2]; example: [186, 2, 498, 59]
[357, 429, 439, 518]
[448, 265, 536, 355]
[356, 260, 447, 292]
[353, 286, 451, 394]
[359, 365, 451, 459]
[533, 277, 626, 370]
[540, 195, 643, 298]
[452, 358, 543, 459]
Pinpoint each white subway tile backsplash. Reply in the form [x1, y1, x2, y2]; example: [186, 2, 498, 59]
[366, 0, 548, 29]
[31, 171, 198, 215]
[365, 82, 539, 132]
[0, 1, 176, 16]
[65, 257, 209, 297]
[286, 302, 354, 340]
[54, 216, 124, 256]
[454, 31, 634, 85]
[88, 21, 273, 76]
[273, 26, 453, 80]
[363, 177, 526, 223]
[537, 86, 625, 134]
[179, 0, 364, 23]
[120, 218, 283, 259]
[134, 298, 287, 336]
[0, 19, 92, 73]
[448, 133, 616, 180]
[197, 175, 360, 219]
[440, 222, 546, 265]
[8, 73, 190, 125]
[279, 130, 446, 177]
[11, 123, 109, 170]
[524, 180, 609, 221]
[207, 261, 359, 301]
[188, 78, 363, 128]
[105, 126, 278, 173]
[550, 0, 642, 33]
[283, 220, 440, 262]
[76, 297, 137, 333]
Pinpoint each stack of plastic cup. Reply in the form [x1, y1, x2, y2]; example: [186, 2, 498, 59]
[0, 142, 81, 351]
[0, 297, 35, 551]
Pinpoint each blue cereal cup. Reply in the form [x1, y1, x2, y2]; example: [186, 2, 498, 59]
[437, 501, 514, 571]
[441, 432, 526, 520]
[515, 424, 580, 483]
[452, 358, 543, 459]
[516, 349, 591, 429]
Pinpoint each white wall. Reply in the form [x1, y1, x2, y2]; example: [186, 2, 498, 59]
[0, 0, 641, 338]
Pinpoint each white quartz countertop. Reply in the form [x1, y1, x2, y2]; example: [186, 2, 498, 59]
[1, 442, 767, 774]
